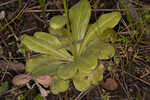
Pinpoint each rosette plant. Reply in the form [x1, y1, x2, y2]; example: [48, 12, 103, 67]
[22, 0, 121, 94]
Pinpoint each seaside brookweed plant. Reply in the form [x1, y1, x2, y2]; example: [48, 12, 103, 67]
[21, 0, 121, 94]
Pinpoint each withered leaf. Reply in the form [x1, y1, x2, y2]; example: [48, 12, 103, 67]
[100, 78, 118, 91]
[12, 74, 32, 86]
[35, 75, 53, 88]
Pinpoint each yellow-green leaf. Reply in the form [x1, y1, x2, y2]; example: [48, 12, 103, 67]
[79, 12, 121, 56]
[26, 56, 62, 76]
[99, 44, 115, 59]
[82, 39, 103, 56]
[90, 64, 104, 84]
[50, 76, 69, 94]
[69, 0, 91, 56]
[73, 64, 104, 91]
[22, 33, 73, 61]
[98, 29, 117, 43]
[34, 32, 61, 46]
[34, 32, 73, 60]
[73, 72, 91, 91]
[50, 15, 68, 29]
[48, 27, 68, 37]
[57, 63, 78, 80]
[48, 28, 73, 51]
[75, 40, 102, 73]
[75, 55, 97, 73]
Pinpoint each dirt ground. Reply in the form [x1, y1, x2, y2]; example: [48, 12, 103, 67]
[0, 0, 150, 100]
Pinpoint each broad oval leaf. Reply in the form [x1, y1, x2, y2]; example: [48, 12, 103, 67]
[99, 44, 115, 59]
[90, 64, 104, 84]
[22, 33, 73, 61]
[73, 72, 91, 91]
[48, 28, 73, 52]
[48, 27, 68, 37]
[26, 56, 62, 76]
[57, 63, 78, 80]
[73, 64, 104, 91]
[34, 32, 73, 60]
[69, 0, 91, 56]
[99, 29, 117, 43]
[75, 40, 102, 73]
[50, 76, 69, 94]
[82, 38, 103, 56]
[34, 32, 61, 46]
[75, 55, 97, 73]
[79, 12, 121, 56]
[50, 15, 68, 29]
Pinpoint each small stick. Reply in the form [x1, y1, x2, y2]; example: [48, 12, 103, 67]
[24, 7, 150, 13]
[0, 0, 18, 7]
[124, 71, 150, 86]
[140, 72, 150, 79]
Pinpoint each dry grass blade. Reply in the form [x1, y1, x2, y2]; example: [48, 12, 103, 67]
[0, 0, 18, 7]
[24, 7, 150, 13]
[124, 71, 150, 86]
[0, 60, 24, 72]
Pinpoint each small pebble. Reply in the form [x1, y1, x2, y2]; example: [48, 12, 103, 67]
[0, 11, 5, 20]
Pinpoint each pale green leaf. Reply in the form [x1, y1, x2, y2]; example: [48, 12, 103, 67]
[50, 76, 69, 94]
[34, 32, 73, 60]
[82, 39, 103, 56]
[26, 56, 62, 76]
[34, 32, 61, 46]
[99, 44, 115, 59]
[73, 64, 104, 91]
[82, 40, 115, 60]
[22, 34, 73, 61]
[50, 15, 68, 29]
[73, 72, 91, 91]
[98, 29, 117, 43]
[34, 95, 44, 100]
[69, 0, 91, 56]
[57, 63, 78, 80]
[75, 55, 97, 73]
[48, 27, 68, 37]
[90, 64, 104, 84]
[58, 36, 72, 51]
[79, 12, 121, 55]
[74, 40, 102, 73]
[48, 28, 73, 51]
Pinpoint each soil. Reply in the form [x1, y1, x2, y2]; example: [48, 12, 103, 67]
[0, 0, 150, 100]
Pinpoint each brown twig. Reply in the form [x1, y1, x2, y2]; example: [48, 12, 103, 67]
[140, 72, 150, 79]
[23, 7, 150, 13]
[0, 0, 18, 7]
[124, 71, 150, 86]
[0, 60, 25, 72]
